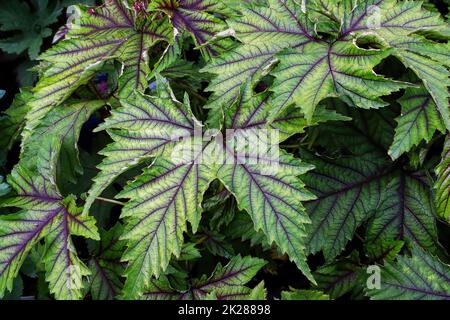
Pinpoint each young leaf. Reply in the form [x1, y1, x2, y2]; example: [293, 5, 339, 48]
[313, 252, 365, 299]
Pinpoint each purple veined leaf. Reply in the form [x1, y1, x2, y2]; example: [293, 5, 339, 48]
[53, 25, 70, 43]
[215, 83, 318, 283]
[142, 255, 266, 300]
[388, 84, 446, 160]
[25, 0, 174, 137]
[223, 81, 350, 141]
[82, 78, 198, 217]
[367, 247, 450, 300]
[228, 0, 317, 48]
[88, 223, 125, 300]
[302, 104, 440, 261]
[20, 100, 105, 184]
[300, 106, 394, 261]
[202, 0, 317, 120]
[302, 148, 391, 261]
[313, 252, 365, 300]
[0, 144, 99, 300]
[434, 135, 450, 222]
[151, 0, 233, 58]
[0, 88, 33, 166]
[81, 79, 223, 299]
[332, 0, 450, 131]
[201, 43, 282, 126]
[119, 156, 217, 299]
[366, 172, 440, 255]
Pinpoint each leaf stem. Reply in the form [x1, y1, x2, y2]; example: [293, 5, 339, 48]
[96, 196, 125, 206]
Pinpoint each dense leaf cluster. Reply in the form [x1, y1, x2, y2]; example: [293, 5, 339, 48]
[0, 0, 449, 300]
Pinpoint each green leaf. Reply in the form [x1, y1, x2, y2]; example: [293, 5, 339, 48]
[302, 148, 389, 261]
[434, 135, 450, 222]
[314, 252, 365, 299]
[365, 239, 404, 262]
[88, 223, 125, 300]
[367, 248, 450, 300]
[142, 255, 266, 300]
[281, 289, 330, 300]
[333, 0, 450, 130]
[0, 160, 99, 300]
[0, 0, 60, 59]
[225, 211, 270, 249]
[0, 176, 10, 198]
[25, 0, 173, 135]
[0, 88, 32, 165]
[21, 100, 105, 183]
[198, 229, 235, 258]
[83, 81, 197, 216]
[389, 85, 445, 159]
[217, 87, 317, 283]
[247, 281, 267, 300]
[202, 43, 280, 113]
[271, 41, 405, 122]
[366, 172, 440, 255]
[87, 76, 323, 294]
[151, 0, 233, 58]
[119, 157, 216, 299]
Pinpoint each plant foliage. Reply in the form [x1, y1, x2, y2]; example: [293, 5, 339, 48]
[0, 0, 449, 300]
